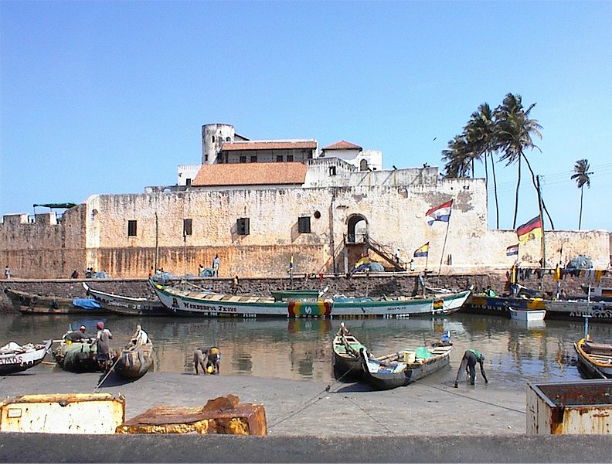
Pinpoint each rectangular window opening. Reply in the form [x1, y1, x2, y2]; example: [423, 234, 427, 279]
[237, 217, 250, 235]
[128, 220, 137, 237]
[183, 218, 193, 236]
[298, 216, 311, 234]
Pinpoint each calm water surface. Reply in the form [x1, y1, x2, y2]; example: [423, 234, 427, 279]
[2, 312, 609, 386]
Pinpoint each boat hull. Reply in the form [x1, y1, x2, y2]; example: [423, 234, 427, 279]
[4, 288, 106, 315]
[509, 308, 546, 322]
[84, 283, 169, 316]
[0, 340, 51, 375]
[574, 338, 612, 379]
[332, 334, 366, 379]
[115, 342, 154, 380]
[359, 345, 452, 390]
[151, 281, 471, 318]
[53, 341, 100, 373]
[465, 295, 546, 316]
[546, 300, 612, 323]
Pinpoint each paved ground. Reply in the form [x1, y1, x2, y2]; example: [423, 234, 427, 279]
[1, 364, 611, 462]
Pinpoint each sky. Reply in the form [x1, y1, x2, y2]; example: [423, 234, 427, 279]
[1, 1, 611, 232]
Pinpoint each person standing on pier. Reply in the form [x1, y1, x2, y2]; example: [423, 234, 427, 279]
[212, 255, 220, 277]
[454, 349, 488, 387]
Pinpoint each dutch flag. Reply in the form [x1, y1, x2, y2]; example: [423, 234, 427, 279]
[426, 200, 453, 226]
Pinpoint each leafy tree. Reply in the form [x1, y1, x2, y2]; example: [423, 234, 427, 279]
[570, 159, 593, 229]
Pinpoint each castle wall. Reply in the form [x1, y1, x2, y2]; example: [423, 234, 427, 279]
[2, 180, 608, 279]
[0, 207, 87, 279]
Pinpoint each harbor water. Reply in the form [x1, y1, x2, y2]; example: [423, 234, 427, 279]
[2, 312, 608, 386]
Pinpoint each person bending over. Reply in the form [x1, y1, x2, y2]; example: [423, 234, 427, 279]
[454, 349, 488, 387]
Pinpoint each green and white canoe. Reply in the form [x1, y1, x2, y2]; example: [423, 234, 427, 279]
[150, 279, 471, 318]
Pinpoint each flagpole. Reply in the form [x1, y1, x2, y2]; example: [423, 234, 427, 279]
[536, 175, 546, 289]
[437, 201, 453, 277]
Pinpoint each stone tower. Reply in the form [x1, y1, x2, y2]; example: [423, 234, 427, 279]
[201, 123, 235, 164]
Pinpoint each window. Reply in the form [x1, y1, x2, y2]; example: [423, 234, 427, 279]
[277, 155, 283, 162]
[212, 135, 216, 143]
[250, 156, 257, 163]
[183, 218, 192, 236]
[237, 217, 250, 235]
[287, 155, 294, 162]
[128, 220, 137, 237]
[329, 166, 337, 176]
[239, 156, 247, 163]
[185, 178, 192, 186]
[226, 137, 231, 142]
[298, 216, 311, 233]
[360, 159, 369, 171]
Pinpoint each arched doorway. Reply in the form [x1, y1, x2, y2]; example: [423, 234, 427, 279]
[359, 159, 369, 171]
[346, 214, 368, 244]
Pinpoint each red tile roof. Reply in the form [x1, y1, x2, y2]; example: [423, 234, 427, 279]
[192, 162, 308, 187]
[323, 140, 362, 150]
[221, 140, 317, 151]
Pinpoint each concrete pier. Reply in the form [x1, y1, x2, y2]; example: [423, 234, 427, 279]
[1, 365, 610, 462]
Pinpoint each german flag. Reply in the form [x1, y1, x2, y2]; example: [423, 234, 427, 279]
[516, 216, 542, 244]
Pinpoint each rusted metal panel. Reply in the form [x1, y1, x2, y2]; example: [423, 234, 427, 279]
[527, 381, 612, 434]
[0, 393, 125, 434]
[116, 394, 267, 435]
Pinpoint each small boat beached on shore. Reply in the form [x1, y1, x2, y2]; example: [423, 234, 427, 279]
[83, 282, 169, 316]
[574, 338, 612, 379]
[114, 341, 154, 380]
[332, 323, 368, 379]
[359, 341, 453, 390]
[0, 340, 52, 375]
[53, 339, 100, 373]
[4, 288, 105, 315]
[150, 279, 471, 318]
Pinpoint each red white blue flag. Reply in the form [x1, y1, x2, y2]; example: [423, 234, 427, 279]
[506, 244, 519, 256]
[426, 200, 453, 226]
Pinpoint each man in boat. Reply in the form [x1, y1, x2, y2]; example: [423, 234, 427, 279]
[454, 349, 488, 387]
[194, 346, 221, 375]
[65, 325, 91, 342]
[130, 325, 149, 348]
[93, 321, 113, 370]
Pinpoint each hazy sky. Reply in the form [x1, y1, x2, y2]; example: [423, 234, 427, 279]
[1, 1, 610, 232]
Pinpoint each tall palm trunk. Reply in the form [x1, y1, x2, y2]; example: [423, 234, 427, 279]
[513, 157, 522, 229]
[521, 153, 556, 229]
[490, 152, 500, 229]
[579, 186, 584, 229]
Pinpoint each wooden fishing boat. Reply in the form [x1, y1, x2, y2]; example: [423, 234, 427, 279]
[150, 279, 471, 318]
[4, 288, 105, 315]
[0, 340, 52, 375]
[53, 339, 100, 372]
[574, 338, 612, 379]
[465, 294, 546, 317]
[546, 300, 612, 323]
[509, 307, 546, 322]
[359, 340, 453, 390]
[332, 323, 368, 379]
[83, 282, 169, 316]
[114, 341, 154, 380]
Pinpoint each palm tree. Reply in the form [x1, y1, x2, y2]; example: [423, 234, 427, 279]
[442, 134, 474, 178]
[494, 93, 554, 229]
[465, 103, 501, 228]
[571, 159, 593, 229]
